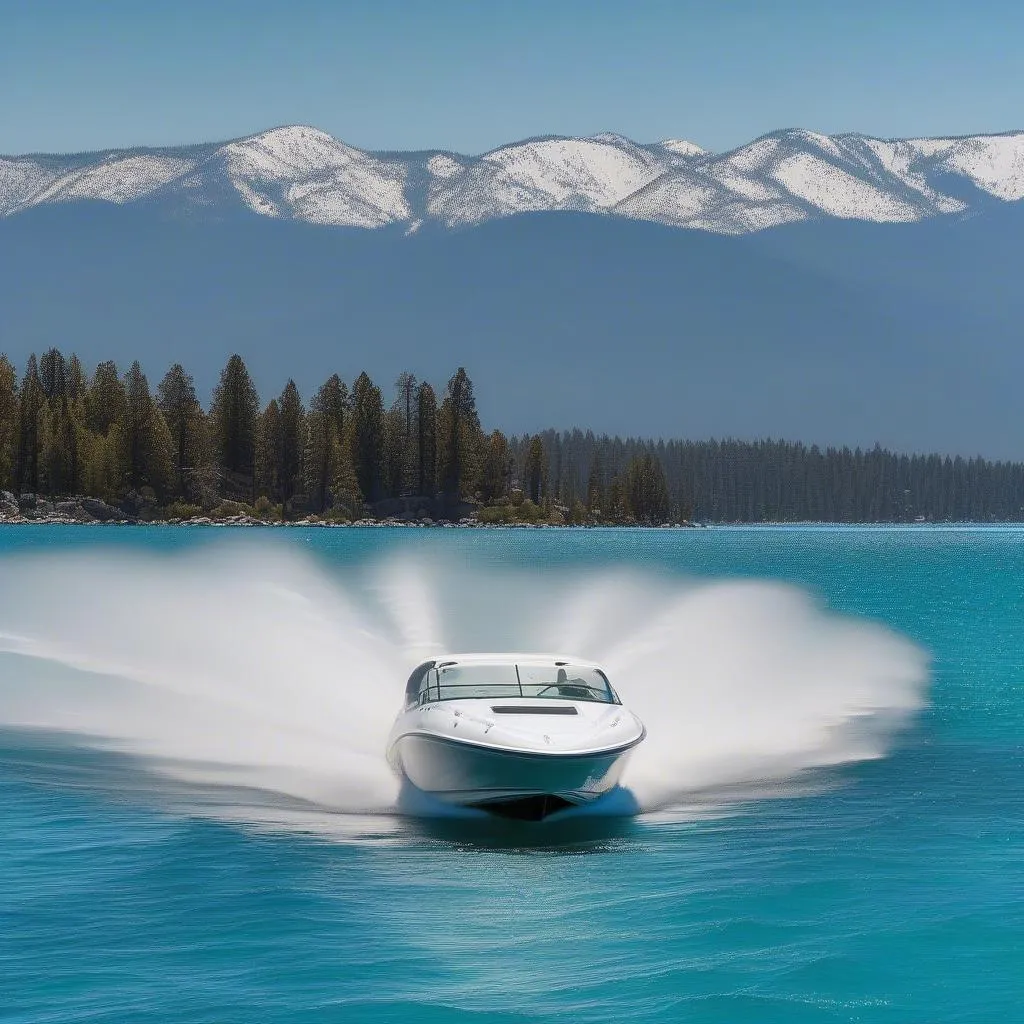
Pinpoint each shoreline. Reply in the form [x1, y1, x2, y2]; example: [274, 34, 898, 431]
[0, 515, 699, 529]
[0, 492, 695, 530]
[2, 515, 1021, 529]
[3, 491, 1019, 530]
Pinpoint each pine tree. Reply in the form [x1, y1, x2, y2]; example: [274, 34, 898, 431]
[351, 372, 383, 504]
[37, 351, 81, 498]
[586, 451, 605, 518]
[39, 352, 89, 499]
[15, 355, 44, 494]
[625, 453, 671, 524]
[382, 404, 406, 500]
[395, 372, 418, 436]
[210, 354, 259, 479]
[277, 380, 306, 508]
[394, 371, 418, 493]
[305, 410, 335, 513]
[0, 355, 19, 491]
[39, 348, 68, 402]
[607, 474, 627, 523]
[305, 375, 351, 513]
[479, 430, 512, 503]
[83, 423, 128, 502]
[157, 363, 204, 497]
[149, 410, 175, 499]
[255, 399, 282, 502]
[315, 374, 349, 441]
[416, 382, 437, 498]
[85, 361, 127, 435]
[438, 367, 481, 504]
[38, 400, 76, 497]
[330, 417, 361, 516]
[523, 435, 546, 505]
[66, 355, 87, 403]
[121, 361, 173, 496]
[122, 361, 149, 491]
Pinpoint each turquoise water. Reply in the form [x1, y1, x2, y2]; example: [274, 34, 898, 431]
[1, 526, 1022, 1022]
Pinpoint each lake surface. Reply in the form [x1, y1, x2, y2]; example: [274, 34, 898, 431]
[1, 526, 1021, 1023]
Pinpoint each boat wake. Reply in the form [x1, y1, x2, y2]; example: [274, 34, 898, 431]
[0, 542, 928, 834]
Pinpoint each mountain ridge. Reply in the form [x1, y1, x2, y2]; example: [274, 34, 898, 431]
[3, 123, 1022, 233]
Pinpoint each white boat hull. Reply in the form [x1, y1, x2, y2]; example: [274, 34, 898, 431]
[392, 731, 636, 811]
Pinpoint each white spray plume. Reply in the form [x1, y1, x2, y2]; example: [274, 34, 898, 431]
[0, 543, 928, 826]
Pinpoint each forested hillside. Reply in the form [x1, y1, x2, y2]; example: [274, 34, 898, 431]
[2, 350, 1023, 524]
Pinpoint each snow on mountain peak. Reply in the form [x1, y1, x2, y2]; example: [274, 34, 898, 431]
[921, 133, 1024, 201]
[480, 136, 662, 206]
[2, 124, 1023, 233]
[219, 126, 410, 227]
[772, 151, 920, 222]
[659, 139, 707, 158]
[588, 131, 633, 145]
[223, 125, 360, 179]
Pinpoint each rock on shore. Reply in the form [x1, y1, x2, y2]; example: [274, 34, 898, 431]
[0, 492, 129, 524]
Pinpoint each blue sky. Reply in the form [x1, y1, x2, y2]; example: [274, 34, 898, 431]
[2, 0, 1022, 156]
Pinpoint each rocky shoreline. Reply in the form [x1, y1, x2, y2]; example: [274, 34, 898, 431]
[0, 492, 696, 529]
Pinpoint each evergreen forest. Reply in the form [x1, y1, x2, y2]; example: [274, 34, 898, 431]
[1, 350, 1023, 524]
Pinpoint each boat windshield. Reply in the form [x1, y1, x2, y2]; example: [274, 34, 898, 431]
[411, 662, 618, 706]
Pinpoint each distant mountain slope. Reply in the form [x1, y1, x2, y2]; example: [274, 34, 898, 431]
[2, 124, 1023, 233]
[2, 202, 1022, 459]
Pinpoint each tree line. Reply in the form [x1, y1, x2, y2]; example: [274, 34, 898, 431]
[0, 350, 672, 523]
[1, 349, 1023, 523]
[516, 431, 1024, 523]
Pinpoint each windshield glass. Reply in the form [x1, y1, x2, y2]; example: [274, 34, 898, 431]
[430, 663, 521, 701]
[415, 662, 617, 705]
[516, 665, 615, 702]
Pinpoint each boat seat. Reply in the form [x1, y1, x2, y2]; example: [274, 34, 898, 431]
[558, 684, 592, 699]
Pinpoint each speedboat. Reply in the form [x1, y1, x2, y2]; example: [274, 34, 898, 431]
[386, 653, 645, 820]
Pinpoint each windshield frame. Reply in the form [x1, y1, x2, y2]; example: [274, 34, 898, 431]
[405, 660, 620, 708]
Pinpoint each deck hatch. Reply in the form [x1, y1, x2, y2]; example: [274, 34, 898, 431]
[489, 705, 579, 715]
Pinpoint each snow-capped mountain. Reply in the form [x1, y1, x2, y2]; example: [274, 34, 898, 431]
[2, 124, 1023, 233]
